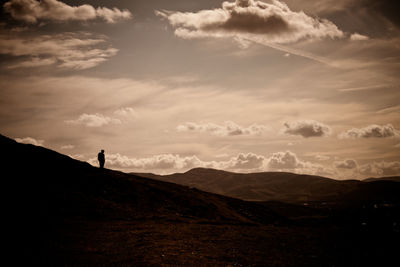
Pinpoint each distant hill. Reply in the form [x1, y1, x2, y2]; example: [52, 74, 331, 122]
[364, 176, 400, 182]
[134, 168, 400, 204]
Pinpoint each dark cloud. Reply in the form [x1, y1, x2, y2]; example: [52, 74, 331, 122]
[203, 8, 292, 35]
[282, 120, 332, 138]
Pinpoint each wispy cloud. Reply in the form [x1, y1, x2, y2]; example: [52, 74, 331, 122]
[65, 107, 138, 127]
[315, 155, 330, 161]
[338, 84, 389, 92]
[113, 107, 138, 118]
[0, 31, 118, 70]
[65, 113, 121, 127]
[3, 0, 132, 24]
[177, 121, 268, 136]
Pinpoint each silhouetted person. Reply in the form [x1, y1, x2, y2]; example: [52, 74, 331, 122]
[98, 149, 105, 169]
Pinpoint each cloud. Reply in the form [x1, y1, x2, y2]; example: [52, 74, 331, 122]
[3, 0, 132, 24]
[227, 152, 265, 169]
[265, 150, 334, 176]
[266, 150, 300, 169]
[282, 120, 332, 138]
[0, 31, 118, 70]
[177, 121, 268, 136]
[65, 113, 121, 127]
[113, 107, 138, 118]
[315, 155, 330, 161]
[61, 145, 74, 150]
[359, 161, 400, 177]
[87, 149, 334, 177]
[88, 153, 204, 170]
[350, 33, 369, 41]
[6, 57, 57, 69]
[65, 107, 138, 127]
[15, 137, 44, 146]
[89, 152, 266, 172]
[334, 159, 358, 169]
[338, 124, 399, 139]
[157, 0, 344, 44]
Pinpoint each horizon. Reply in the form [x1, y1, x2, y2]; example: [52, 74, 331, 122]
[1, 0, 399, 179]
[5, 131, 398, 182]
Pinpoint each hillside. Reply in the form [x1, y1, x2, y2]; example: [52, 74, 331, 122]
[134, 168, 400, 204]
[2, 133, 399, 266]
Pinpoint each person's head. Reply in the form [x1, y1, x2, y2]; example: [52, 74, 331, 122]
[101, 149, 104, 153]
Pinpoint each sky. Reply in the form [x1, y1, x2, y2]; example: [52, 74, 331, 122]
[0, 0, 399, 179]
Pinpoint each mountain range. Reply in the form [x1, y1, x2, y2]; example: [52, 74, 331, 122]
[134, 168, 400, 204]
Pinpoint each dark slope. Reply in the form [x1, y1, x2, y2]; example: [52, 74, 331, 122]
[134, 168, 400, 204]
[1, 135, 282, 223]
[1, 134, 282, 264]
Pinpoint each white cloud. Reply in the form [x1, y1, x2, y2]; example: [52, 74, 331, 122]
[86, 149, 335, 177]
[157, 0, 344, 44]
[61, 144, 74, 149]
[264, 151, 335, 176]
[228, 152, 265, 169]
[315, 155, 330, 161]
[177, 121, 268, 136]
[359, 161, 400, 177]
[88, 153, 204, 170]
[113, 107, 138, 118]
[338, 124, 399, 139]
[7, 57, 57, 68]
[0, 32, 118, 70]
[65, 113, 121, 127]
[350, 33, 369, 41]
[3, 0, 132, 24]
[65, 107, 139, 127]
[266, 150, 300, 169]
[334, 159, 358, 169]
[15, 137, 44, 146]
[95, 6, 132, 24]
[282, 120, 332, 138]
